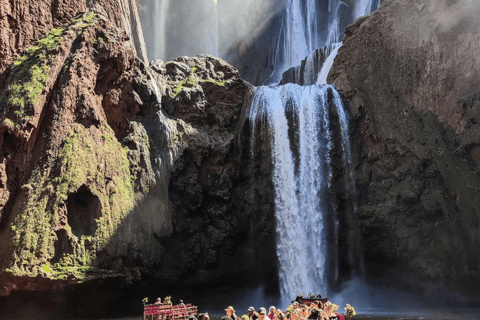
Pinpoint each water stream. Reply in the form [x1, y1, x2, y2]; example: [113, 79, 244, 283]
[249, 0, 382, 307]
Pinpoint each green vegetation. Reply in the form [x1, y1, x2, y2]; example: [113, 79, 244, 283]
[5, 124, 135, 280]
[0, 12, 101, 126]
[167, 64, 227, 99]
[203, 78, 226, 86]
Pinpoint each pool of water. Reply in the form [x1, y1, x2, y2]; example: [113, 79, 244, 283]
[80, 309, 480, 320]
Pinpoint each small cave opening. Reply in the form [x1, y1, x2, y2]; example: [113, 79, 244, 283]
[66, 186, 101, 238]
[2, 130, 16, 150]
[53, 229, 74, 264]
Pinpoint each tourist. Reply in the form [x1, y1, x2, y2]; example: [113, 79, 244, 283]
[274, 308, 282, 320]
[154, 297, 162, 304]
[248, 306, 258, 320]
[258, 307, 267, 320]
[241, 315, 250, 320]
[268, 306, 276, 320]
[300, 304, 308, 319]
[291, 302, 300, 320]
[179, 300, 186, 307]
[276, 312, 286, 320]
[204, 312, 210, 320]
[225, 306, 239, 320]
[323, 302, 342, 320]
[307, 308, 320, 320]
[319, 309, 328, 320]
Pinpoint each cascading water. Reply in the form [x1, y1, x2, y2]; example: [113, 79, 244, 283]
[145, 0, 169, 61]
[203, 0, 219, 57]
[249, 0, 383, 306]
[268, 0, 347, 83]
[249, 84, 351, 305]
[316, 43, 342, 85]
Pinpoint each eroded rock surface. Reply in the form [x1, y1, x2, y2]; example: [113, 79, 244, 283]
[0, 0, 138, 89]
[0, 8, 276, 314]
[141, 55, 278, 289]
[330, 0, 480, 303]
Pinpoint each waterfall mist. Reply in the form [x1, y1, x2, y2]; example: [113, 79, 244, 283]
[140, 0, 280, 61]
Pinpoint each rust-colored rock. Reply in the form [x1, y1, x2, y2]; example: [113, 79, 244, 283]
[0, 0, 139, 89]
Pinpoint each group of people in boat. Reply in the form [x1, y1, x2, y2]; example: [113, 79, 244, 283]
[221, 300, 355, 320]
[220, 293, 357, 320]
[145, 295, 355, 320]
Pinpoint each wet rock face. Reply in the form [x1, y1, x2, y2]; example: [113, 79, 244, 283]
[143, 55, 278, 289]
[330, 0, 480, 303]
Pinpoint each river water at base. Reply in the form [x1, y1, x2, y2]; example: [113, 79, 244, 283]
[80, 309, 480, 320]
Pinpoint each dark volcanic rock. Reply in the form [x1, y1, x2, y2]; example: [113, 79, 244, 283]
[330, 0, 480, 304]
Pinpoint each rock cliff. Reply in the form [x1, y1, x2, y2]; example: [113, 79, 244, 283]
[0, 1, 277, 316]
[330, 0, 480, 304]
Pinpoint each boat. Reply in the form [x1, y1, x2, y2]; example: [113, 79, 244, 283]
[144, 301, 198, 320]
[293, 294, 330, 306]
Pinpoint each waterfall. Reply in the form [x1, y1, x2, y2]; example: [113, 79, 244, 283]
[249, 84, 351, 304]
[153, 0, 169, 60]
[267, 0, 349, 84]
[249, 0, 383, 305]
[204, 0, 219, 57]
[354, 0, 381, 19]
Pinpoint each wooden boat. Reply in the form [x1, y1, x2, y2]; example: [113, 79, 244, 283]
[144, 302, 198, 320]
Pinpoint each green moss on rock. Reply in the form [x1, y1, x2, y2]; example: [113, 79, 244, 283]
[0, 12, 101, 125]
[5, 124, 135, 280]
[167, 63, 228, 99]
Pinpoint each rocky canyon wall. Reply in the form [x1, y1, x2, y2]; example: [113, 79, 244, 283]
[1, 0, 480, 316]
[0, 1, 277, 317]
[330, 0, 480, 304]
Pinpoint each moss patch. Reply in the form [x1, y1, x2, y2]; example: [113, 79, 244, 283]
[0, 12, 100, 126]
[5, 124, 135, 280]
[167, 64, 227, 99]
